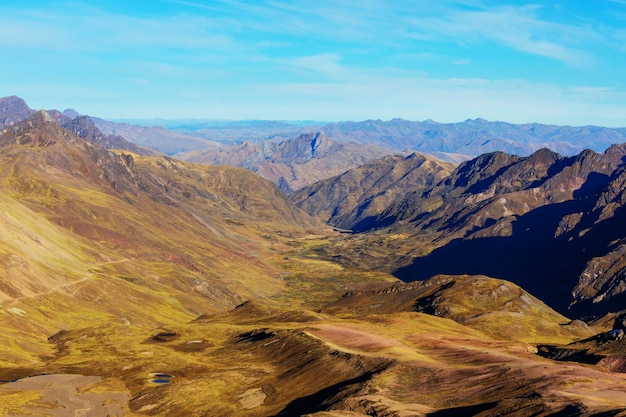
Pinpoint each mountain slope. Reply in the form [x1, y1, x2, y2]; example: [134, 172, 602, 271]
[0, 110, 327, 365]
[3, 111, 626, 416]
[181, 131, 400, 192]
[322, 274, 596, 344]
[307, 145, 626, 317]
[290, 152, 455, 231]
[0, 96, 34, 128]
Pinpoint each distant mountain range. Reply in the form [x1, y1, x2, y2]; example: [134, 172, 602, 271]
[181, 131, 401, 192]
[315, 118, 626, 157]
[92, 116, 219, 155]
[104, 114, 626, 159]
[5, 95, 626, 194]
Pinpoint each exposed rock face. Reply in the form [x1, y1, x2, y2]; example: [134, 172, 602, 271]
[182, 131, 399, 192]
[0, 96, 35, 128]
[59, 115, 162, 156]
[290, 152, 455, 231]
[298, 144, 626, 317]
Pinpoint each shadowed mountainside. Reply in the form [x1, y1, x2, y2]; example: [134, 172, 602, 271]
[290, 152, 455, 231]
[303, 145, 626, 318]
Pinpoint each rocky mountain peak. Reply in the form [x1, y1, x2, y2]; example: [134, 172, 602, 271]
[447, 151, 521, 190]
[0, 95, 35, 128]
[0, 110, 77, 150]
[276, 131, 332, 162]
[59, 115, 161, 156]
[62, 108, 80, 120]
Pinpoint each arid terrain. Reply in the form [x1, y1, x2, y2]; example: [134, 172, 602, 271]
[2, 97, 626, 416]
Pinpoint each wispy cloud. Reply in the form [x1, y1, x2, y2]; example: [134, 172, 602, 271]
[404, 4, 596, 67]
[0, 5, 236, 52]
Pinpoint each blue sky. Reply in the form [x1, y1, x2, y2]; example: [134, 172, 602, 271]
[1, 1, 626, 126]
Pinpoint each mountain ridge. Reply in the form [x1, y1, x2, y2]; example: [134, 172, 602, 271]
[181, 131, 402, 192]
[298, 144, 626, 318]
[290, 152, 455, 230]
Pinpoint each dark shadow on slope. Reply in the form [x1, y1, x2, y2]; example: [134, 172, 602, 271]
[275, 370, 382, 416]
[427, 402, 499, 417]
[592, 409, 626, 417]
[394, 173, 626, 316]
[464, 152, 573, 195]
[536, 345, 604, 365]
[526, 155, 576, 190]
[428, 400, 598, 417]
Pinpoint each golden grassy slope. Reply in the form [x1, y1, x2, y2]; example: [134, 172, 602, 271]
[0, 113, 335, 367]
[322, 274, 598, 344]
[3, 302, 625, 416]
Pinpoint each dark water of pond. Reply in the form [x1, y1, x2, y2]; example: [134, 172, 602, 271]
[153, 378, 170, 384]
[150, 373, 172, 384]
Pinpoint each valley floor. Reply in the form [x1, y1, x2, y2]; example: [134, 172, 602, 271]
[2, 236, 626, 416]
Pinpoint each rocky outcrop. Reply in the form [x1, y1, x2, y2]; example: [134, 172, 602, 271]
[290, 152, 455, 231]
[59, 115, 162, 156]
[182, 132, 398, 192]
[0, 96, 34, 128]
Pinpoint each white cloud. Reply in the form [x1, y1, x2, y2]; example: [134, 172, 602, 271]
[0, 5, 236, 52]
[404, 4, 597, 67]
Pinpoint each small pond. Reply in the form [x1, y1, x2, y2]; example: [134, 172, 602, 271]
[149, 372, 173, 384]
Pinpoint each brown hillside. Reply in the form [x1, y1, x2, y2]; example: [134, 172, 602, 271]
[291, 152, 455, 231]
[0, 111, 327, 366]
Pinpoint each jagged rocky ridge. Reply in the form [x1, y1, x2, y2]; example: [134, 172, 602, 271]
[0, 96, 161, 156]
[295, 145, 626, 318]
[181, 131, 398, 192]
[291, 152, 455, 231]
